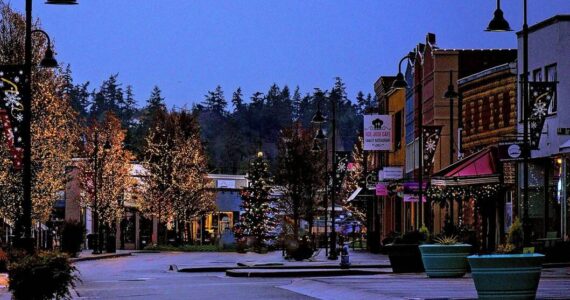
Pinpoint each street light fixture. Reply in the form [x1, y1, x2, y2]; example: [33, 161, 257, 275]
[485, 0, 512, 32]
[31, 30, 58, 68]
[18, 0, 76, 252]
[45, 0, 78, 4]
[392, 51, 415, 89]
[311, 87, 341, 260]
[485, 0, 532, 246]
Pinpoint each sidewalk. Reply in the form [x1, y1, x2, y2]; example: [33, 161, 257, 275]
[170, 250, 392, 276]
[70, 249, 133, 262]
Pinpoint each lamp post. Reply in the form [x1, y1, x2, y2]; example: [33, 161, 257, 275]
[311, 132, 328, 256]
[444, 70, 461, 224]
[485, 0, 531, 245]
[312, 88, 340, 260]
[392, 52, 419, 229]
[19, 0, 77, 252]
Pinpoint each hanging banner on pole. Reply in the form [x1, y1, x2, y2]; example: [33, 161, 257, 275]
[528, 82, 556, 149]
[0, 65, 26, 169]
[422, 125, 443, 175]
[363, 114, 392, 151]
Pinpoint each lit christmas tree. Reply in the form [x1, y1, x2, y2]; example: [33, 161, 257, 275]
[237, 152, 276, 252]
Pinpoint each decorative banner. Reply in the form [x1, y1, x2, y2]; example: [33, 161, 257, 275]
[422, 125, 443, 175]
[375, 183, 388, 196]
[334, 151, 350, 190]
[0, 65, 26, 169]
[528, 82, 556, 149]
[363, 114, 392, 151]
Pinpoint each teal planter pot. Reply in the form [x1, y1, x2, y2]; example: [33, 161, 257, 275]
[468, 254, 544, 300]
[419, 244, 471, 278]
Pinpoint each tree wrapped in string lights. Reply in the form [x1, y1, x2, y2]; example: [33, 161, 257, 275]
[237, 152, 277, 252]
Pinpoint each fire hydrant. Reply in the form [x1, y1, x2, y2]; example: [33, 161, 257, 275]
[340, 242, 351, 269]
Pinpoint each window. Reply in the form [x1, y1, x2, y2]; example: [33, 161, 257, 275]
[545, 64, 557, 113]
[533, 68, 542, 82]
[394, 110, 402, 150]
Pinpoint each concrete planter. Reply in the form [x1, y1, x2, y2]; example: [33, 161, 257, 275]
[385, 244, 424, 273]
[419, 244, 471, 278]
[468, 254, 544, 300]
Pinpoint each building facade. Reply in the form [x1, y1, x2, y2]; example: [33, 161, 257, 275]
[517, 15, 570, 241]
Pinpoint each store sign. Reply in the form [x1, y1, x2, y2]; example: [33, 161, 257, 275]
[498, 141, 528, 162]
[363, 114, 392, 151]
[379, 166, 403, 180]
[403, 194, 426, 203]
[403, 182, 427, 193]
[557, 128, 570, 135]
[375, 183, 388, 196]
[217, 180, 236, 189]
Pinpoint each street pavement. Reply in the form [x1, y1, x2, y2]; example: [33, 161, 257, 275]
[0, 251, 568, 299]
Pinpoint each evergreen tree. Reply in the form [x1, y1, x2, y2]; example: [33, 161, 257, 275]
[203, 85, 227, 115]
[146, 85, 166, 117]
[90, 74, 123, 121]
[237, 153, 276, 251]
[231, 87, 243, 112]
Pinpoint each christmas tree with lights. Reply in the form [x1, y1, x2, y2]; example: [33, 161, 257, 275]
[237, 152, 276, 252]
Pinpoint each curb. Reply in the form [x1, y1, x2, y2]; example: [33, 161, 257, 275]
[225, 268, 391, 278]
[70, 252, 132, 262]
[176, 264, 391, 273]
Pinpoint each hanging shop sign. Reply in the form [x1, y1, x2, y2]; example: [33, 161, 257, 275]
[375, 183, 388, 196]
[422, 125, 443, 174]
[379, 166, 404, 180]
[0, 65, 26, 169]
[528, 81, 556, 149]
[498, 140, 528, 162]
[403, 194, 426, 203]
[363, 114, 392, 151]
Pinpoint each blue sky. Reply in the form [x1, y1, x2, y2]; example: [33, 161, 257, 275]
[13, 1, 569, 108]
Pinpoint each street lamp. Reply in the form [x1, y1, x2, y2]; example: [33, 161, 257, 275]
[312, 128, 330, 256]
[392, 52, 424, 229]
[443, 70, 463, 225]
[485, 0, 531, 245]
[19, 0, 77, 252]
[311, 88, 341, 260]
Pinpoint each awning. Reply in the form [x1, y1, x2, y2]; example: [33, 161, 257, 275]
[431, 147, 501, 186]
[347, 187, 363, 202]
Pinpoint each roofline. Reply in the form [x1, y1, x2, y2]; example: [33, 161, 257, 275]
[458, 62, 516, 85]
[517, 15, 570, 36]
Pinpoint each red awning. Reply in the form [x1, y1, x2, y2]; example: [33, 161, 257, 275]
[431, 147, 501, 186]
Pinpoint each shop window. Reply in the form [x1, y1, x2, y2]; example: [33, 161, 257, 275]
[394, 110, 403, 150]
[545, 64, 557, 113]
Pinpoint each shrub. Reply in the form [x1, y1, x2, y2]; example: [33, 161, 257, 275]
[8, 251, 79, 300]
[0, 249, 8, 272]
[61, 221, 85, 257]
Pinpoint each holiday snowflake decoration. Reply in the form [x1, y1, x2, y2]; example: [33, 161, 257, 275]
[532, 101, 547, 117]
[425, 139, 437, 152]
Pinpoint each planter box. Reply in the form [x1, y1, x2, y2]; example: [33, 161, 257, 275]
[385, 244, 424, 273]
[419, 244, 471, 278]
[468, 254, 544, 300]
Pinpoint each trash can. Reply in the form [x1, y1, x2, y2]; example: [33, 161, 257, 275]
[106, 235, 116, 253]
[87, 233, 98, 250]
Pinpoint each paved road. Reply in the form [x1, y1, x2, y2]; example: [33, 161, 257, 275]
[1, 252, 568, 299]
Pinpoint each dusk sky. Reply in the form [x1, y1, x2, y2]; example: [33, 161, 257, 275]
[14, 1, 569, 109]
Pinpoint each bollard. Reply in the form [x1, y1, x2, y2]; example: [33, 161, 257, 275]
[340, 242, 351, 269]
